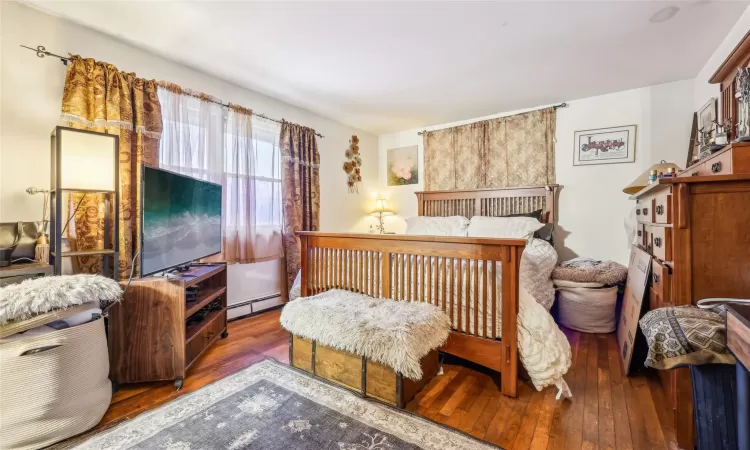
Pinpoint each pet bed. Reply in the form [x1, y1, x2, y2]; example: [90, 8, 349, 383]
[552, 257, 627, 286]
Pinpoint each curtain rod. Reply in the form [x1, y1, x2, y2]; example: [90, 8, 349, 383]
[21, 44, 324, 138]
[416, 102, 569, 136]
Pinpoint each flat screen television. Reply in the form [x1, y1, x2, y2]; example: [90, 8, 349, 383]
[140, 165, 222, 276]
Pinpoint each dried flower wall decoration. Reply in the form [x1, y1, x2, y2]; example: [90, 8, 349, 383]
[343, 135, 362, 193]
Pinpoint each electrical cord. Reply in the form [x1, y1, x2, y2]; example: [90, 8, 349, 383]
[121, 252, 139, 297]
[11, 257, 35, 263]
[61, 194, 87, 235]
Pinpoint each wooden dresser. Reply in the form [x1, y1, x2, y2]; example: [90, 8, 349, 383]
[631, 174, 750, 449]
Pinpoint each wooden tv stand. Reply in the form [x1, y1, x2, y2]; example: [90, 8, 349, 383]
[108, 264, 228, 390]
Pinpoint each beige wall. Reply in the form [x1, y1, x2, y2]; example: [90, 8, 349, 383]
[0, 2, 378, 309]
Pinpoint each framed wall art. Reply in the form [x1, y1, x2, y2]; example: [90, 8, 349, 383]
[387, 145, 419, 186]
[573, 125, 637, 166]
[697, 98, 717, 140]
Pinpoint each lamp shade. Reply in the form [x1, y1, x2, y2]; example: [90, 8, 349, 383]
[370, 199, 394, 216]
[55, 128, 117, 191]
[623, 162, 682, 195]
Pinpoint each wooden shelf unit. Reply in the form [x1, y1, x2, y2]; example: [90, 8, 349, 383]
[108, 264, 228, 389]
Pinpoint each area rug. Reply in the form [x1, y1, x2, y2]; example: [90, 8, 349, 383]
[74, 358, 498, 450]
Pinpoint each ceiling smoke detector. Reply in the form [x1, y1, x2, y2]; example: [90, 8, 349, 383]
[650, 6, 680, 23]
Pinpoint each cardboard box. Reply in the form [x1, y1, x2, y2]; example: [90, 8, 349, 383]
[616, 245, 651, 375]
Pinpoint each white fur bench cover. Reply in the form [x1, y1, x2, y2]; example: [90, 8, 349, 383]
[0, 274, 121, 325]
[281, 289, 451, 380]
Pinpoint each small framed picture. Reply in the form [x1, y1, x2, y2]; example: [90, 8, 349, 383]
[573, 125, 637, 166]
[697, 97, 718, 144]
[697, 98, 717, 134]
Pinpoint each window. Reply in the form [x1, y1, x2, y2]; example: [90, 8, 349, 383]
[157, 87, 282, 262]
[225, 117, 282, 229]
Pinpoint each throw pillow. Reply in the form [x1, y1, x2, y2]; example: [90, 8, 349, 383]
[467, 216, 545, 239]
[639, 305, 735, 370]
[404, 216, 470, 236]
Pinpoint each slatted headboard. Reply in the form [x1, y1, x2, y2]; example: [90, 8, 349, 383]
[415, 185, 559, 223]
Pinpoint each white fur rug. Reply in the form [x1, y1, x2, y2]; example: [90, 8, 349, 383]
[0, 274, 121, 325]
[280, 289, 450, 380]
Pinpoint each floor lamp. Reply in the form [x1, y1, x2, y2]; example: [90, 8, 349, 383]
[50, 126, 119, 278]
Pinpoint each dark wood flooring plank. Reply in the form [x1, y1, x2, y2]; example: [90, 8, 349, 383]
[606, 335, 634, 450]
[528, 386, 557, 450]
[645, 375, 678, 449]
[563, 332, 589, 449]
[623, 375, 652, 450]
[470, 388, 504, 439]
[546, 330, 581, 450]
[439, 374, 478, 416]
[457, 383, 494, 434]
[496, 383, 532, 448]
[598, 336, 616, 450]
[511, 384, 544, 450]
[582, 332, 600, 450]
[483, 391, 517, 444]
[632, 376, 668, 449]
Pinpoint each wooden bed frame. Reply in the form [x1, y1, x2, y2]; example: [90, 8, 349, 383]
[297, 185, 559, 398]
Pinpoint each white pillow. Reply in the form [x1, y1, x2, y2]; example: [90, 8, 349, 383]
[404, 216, 470, 236]
[467, 216, 545, 239]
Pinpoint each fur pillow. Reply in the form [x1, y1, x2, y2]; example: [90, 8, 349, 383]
[467, 216, 545, 239]
[0, 274, 122, 325]
[404, 216, 470, 236]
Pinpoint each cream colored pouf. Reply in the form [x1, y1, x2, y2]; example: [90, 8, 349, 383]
[0, 317, 111, 450]
[556, 285, 619, 333]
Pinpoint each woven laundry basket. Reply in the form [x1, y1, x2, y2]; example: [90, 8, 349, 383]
[0, 317, 111, 450]
[557, 286, 618, 333]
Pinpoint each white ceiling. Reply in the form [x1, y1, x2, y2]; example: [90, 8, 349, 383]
[26, 1, 749, 135]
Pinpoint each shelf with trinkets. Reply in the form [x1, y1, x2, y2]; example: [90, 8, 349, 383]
[678, 141, 750, 178]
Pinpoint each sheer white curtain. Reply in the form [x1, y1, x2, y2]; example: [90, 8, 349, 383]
[157, 85, 282, 263]
[158, 87, 223, 183]
[224, 109, 282, 262]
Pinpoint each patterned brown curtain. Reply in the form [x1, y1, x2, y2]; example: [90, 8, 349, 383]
[424, 107, 556, 190]
[281, 122, 320, 289]
[61, 55, 162, 279]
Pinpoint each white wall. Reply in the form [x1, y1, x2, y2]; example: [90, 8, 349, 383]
[693, 5, 750, 111]
[378, 80, 694, 265]
[0, 2, 378, 311]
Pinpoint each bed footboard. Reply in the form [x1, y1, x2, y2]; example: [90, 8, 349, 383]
[296, 232, 525, 397]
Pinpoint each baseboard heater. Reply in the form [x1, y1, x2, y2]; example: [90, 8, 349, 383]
[227, 292, 282, 318]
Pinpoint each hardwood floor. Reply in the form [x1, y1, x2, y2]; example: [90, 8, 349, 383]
[92, 309, 677, 450]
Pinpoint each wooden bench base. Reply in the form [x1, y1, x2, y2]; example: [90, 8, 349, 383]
[289, 335, 439, 408]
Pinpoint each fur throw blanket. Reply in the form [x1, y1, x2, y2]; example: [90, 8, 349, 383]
[0, 274, 122, 325]
[280, 289, 450, 380]
[551, 258, 627, 286]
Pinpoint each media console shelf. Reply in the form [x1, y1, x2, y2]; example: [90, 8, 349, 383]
[108, 264, 228, 390]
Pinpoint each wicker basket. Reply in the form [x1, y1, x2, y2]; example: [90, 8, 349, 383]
[557, 286, 618, 333]
[0, 317, 111, 450]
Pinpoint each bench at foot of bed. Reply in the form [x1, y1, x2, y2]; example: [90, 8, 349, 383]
[289, 335, 439, 408]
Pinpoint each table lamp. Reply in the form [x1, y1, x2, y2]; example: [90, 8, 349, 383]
[370, 199, 394, 234]
[50, 127, 119, 277]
